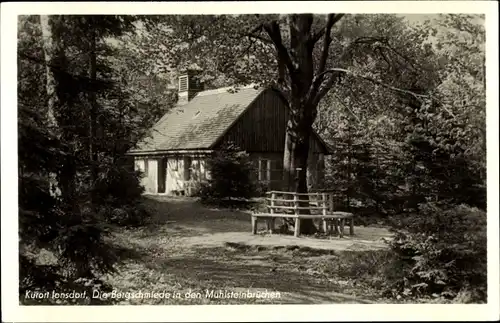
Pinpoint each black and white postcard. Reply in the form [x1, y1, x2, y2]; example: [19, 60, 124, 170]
[1, 1, 499, 322]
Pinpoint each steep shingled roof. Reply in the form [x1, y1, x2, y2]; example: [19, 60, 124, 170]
[129, 85, 265, 153]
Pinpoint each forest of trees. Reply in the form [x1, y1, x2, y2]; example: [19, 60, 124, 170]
[18, 13, 487, 303]
[18, 15, 176, 303]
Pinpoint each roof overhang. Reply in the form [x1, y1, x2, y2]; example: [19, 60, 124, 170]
[126, 149, 214, 156]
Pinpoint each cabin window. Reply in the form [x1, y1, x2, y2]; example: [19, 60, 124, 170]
[144, 158, 149, 175]
[258, 158, 283, 182]
[258, 159, 272, 181]
[258, 159, 267, 181]
[190, 159, 199, 180]
[188, 158, 207, 181]
[184, 157, 191, 181]
[171, 158, 178, 171]
[200, 160, 207, 180]
[204, 160, 211, 180]
[135, 159, 144, 172]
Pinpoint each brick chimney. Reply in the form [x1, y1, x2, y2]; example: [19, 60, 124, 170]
[177, 69, 203, 105]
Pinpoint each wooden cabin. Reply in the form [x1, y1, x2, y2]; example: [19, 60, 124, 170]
[127, 71, 331, 196]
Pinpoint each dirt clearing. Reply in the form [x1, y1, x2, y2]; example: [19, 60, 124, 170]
[104, 196, 396, 304]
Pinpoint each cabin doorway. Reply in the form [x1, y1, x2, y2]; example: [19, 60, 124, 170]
[157, 158, 166, 194]
[165, 157, 183, 195]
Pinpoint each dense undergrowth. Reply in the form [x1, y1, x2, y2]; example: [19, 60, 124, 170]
[386, 202, 487, 303]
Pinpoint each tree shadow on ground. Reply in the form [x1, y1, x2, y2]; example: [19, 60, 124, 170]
[106, 239, 148, 263]
[107, 196, 393, 304]
[137, 244, 379, 304]
[140, 196, 255, 235]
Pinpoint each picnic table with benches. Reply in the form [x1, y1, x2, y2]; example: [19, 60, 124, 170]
[251, 191, 354, 238]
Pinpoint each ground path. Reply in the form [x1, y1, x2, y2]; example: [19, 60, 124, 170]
[105, 196, 395, 304]
[149, 195, 393, 251]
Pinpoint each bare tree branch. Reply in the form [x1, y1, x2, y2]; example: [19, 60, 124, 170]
[245, 24, 275, 44]
[241, 21, 292, 85]
[315, 68, 427, 103]
[242, 36, 257, 55]
[306, 14, 345, 104]
[316, 14, 336, 75]
[376, 47, 392, 71]
[352, 36, 389, 45]
[311, 70, 342, 107]
[334, 93, 363, 124]
[263, 21, 297, 78]
[307, 36, 388, 105]
[378, 43, 422, 72]
[309, 14, 344, 45]
[313, 67, 458, 118]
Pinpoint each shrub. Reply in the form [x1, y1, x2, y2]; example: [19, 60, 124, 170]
[92, 165, 145, 205]
[254, 181, 270, 197]
[386, 202, 487, 302]
[18, 175, 118, 305]
[92, 164, 149, 226]
[195, 146, 259, 203]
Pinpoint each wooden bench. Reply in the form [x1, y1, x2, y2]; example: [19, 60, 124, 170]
[251, 191, 354, 238]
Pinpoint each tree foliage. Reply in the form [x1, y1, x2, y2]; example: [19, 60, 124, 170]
[314, 14, 486, 216]
[196, 145, 260, 203]
[307, 15, 486, 300]
[17, 15, 173, 304]
[387, 202, 487, 302]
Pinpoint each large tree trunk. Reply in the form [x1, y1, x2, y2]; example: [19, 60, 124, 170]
[266, 14, 345, 234]
[40, 15, 77, 204]
[40, 15, 59, 132]
[283, 108, 317, 234]
[88, 20, 99, 203]
[40, 15, 64, 198]
[282, 15, 318, 234]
